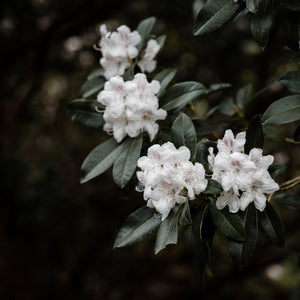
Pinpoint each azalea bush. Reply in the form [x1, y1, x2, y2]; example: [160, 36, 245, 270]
[67, 1, 300, 285]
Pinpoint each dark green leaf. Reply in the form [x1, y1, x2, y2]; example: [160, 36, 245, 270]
[203, 179, 223, 194]
[192, 204, 215, 281]
[209, 200, 246, 241]
[158, 130, 172, 143]
[245, 115, 264, 154]
[207, 83, 231, 93]
[161, 81, 206, 111]
[284, 0, 300, 11]
[263, 125, 282, 142]
[279, 71, 300, 94]
[80, 76, 105, 98]
[246, 0, 262, 13]
[193, 120, 215, 137]
[193, 0, 241, 36]
[294, 124, 300, 141]
[114, 206, 162, 248]
[228, 203, 258, 269]
[171, 113, 197, 160]
[153, 68, 177, 97]
[123, 66, 135, 81]
[80, 138, 124, 183]
[236, 84, 252, 110]
[155, 206, 181, 254]
[262, 95, 300, 125]
[233, 7, 250, 22]
[195, 140, 217, 171]
[87, 68, 104, 80]
[220, 97, 236, 116]
[66, 99, 104, 128]
[156, 35, 166, 50]
[280, 8, 299, 51]
[273, 193, 300, 209]
[136, 17, 156, 50]
[179, 201, 192, 225]
[250, 0, 277, 47]
[259, 202, 285, 246]
[112, 135, 143, 188]
[268, 165, 287, 178]
[193, 0, 206, 18]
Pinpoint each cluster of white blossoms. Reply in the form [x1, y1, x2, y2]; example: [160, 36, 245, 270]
[99, 24, 160, 79]
[97, 73, 167, 142]
[208, 130, 279, 213]
[137, 142, 208, 220]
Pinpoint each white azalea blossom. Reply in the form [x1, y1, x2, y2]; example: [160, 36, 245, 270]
[138, 39, 160, 73]
[208, 129, 279, 213]
[137, 142, 208, 220]
[99, 24, 141, 79]
[97, 73, 167, 142]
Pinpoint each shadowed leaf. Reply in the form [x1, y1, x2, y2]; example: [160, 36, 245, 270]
[114, 206, 162, 248]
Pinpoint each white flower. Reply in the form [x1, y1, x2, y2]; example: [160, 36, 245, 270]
[208, 129, 279, 213]
[137, 142, 208, 220]
[97, 73, 167, 142]
[99, 24, 141, 79]
[138, 39, 160, 73]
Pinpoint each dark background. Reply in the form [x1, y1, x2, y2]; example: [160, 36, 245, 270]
[1, 0, 300, 299]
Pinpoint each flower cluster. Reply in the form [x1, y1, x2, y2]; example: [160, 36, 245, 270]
[97, 73, 167, 142]
[208, 130, 279, 213]
[137, 142, 208, 220]
[99, 24, 160, 79]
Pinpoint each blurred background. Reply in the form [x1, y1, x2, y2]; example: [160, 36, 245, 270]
[1, 0, 300, 299]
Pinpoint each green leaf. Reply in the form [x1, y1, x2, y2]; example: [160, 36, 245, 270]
[80, 138, 124, 183]
[195, 140, 217, 171]
[171, 113, 197, 160]
[192, 204, 215, 281]
[228, 203, 258, 269]
[179, 201, 192, 226]
[161, 81, 206, 111]
[66, 99, 104, 128]
[155, 206, 181, 254]
[193, 0, 241, 36]
[153, 68, 177, 97]
[209, 200, 246, 241]
[136, 17, 156, 51]
[284, 0, 300, 11]
[123, 66, 135, 81]
[244, 115, 264, 154]
[156, 35, 166, 50]
[246, 0, 262, 13]
[233, 7, 250, 22]
[114, 206, 162, 248]
[294, 124, 300, 141]
[250, 0, 277, 47]
[80, 76, 105, 98]
[279, 71, 300, 94]
[272, 193, 300, 209]
[220, 97, 236, 116]
[236, 84, 252, 110]
[268, 165, 287, 178]
[87, 68, 104, 80]
[207, 83, 232, 93]
[262, 95, 300, 125]
[259, 202, 285, 246]
[112, 135, 143, 188]
[203, 179, 223, 194]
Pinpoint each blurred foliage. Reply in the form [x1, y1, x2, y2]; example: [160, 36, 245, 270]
[0, 0, 300, 299]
